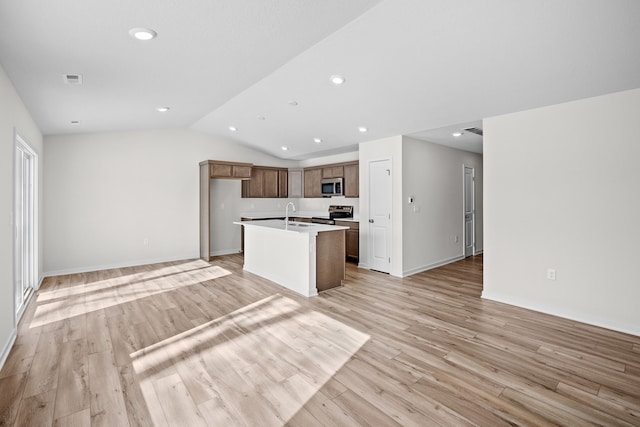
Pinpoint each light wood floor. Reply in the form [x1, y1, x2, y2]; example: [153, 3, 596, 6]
[1, 254, 639, 426]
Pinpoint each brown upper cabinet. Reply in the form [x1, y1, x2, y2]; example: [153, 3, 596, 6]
[304, 168, 323, 198]
[322, 166, 344, 179]
[343, 162, 359, 198]
[304, 161, 359, 198]
[278, 169, 288, 198]
[207, 160, 252, 180]
[242, 166, 288, 198]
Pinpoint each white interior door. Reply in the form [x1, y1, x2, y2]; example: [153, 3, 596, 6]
[15, 135, 36, 319]
[369, 159, 392, 273]
[464, 165, 475, 257]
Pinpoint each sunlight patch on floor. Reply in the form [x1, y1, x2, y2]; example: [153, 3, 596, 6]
[130, 294, 370, 426]
[30, 260, 231, 328]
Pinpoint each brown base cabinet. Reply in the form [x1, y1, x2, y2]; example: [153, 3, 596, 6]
[291, 217, 312, 223]
[335, 220, 359, 262]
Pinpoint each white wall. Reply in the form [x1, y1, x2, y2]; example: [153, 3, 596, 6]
[209, 179, 300, 255]
[0, 64, 43, 366]
[483, 88, 640, 336]
[44, 129, 295, 274]
[298, 151, 359, 168]
[358, 136, 404, 276]
[401, 136, 483, 276]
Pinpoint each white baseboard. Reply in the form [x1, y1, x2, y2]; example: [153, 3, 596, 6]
[0, 328, 17, 372]
[357, 262, 369, 270]
[43, 252, 200, 277]
[481, 291, 640, 337]
[473, 249, 484, 256]
[210, 249, 242, 257]
[402, 255, 464, 277]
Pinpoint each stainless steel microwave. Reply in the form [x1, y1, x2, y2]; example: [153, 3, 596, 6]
[321, 178, 343, 197]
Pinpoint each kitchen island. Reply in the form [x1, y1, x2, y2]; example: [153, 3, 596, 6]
[234, 220, 348, 297]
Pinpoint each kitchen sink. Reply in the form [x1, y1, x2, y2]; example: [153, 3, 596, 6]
[285, 221, 312, 227]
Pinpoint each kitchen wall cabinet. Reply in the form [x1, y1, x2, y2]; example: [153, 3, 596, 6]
[208, 161, 252, 179]
[335, 220, 359, 262]
[322, 166, 344, 179]
[242, 166, 288, 198]
[278, 169, 288, 198]
[263, 169, 279, 198]
[242, 167, 263, 197]
[343, 162, 359, 197]
[303, 161, 359, 198]
[304, 168, 323, 198]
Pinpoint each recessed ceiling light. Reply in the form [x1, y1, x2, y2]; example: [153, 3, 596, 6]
[228, 126, 237, 132]
[129, 28, 157, 41]
[358, 126, 368, 133]
[288, 100, 299, 107]
[313, 138, 322, 144]
[70, 120, 80, 125]
[156, 107, 170, 112]
[452, 132, 463, 137]
[330, 75, 346, 85]
[281, 146, 288, 151]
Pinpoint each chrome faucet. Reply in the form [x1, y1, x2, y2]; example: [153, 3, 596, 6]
[285, 202, 296, 227]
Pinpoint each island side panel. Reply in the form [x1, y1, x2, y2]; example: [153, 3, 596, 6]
[316, 230, 346, 292]
[243, 225, 317, 297]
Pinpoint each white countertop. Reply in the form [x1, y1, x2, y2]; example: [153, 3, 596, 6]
[234, 219, 348, 233]
[239, 211, 359, 222]
[239, 210, 320, 219]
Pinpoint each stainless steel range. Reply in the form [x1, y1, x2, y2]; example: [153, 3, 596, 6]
[311, 205, 353, 225]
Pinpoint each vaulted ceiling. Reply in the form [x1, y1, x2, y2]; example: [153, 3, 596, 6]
[1, 0, 639, 159]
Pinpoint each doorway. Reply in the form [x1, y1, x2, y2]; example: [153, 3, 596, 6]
[463, 165, 475, 257]
[14, 134, 37, 320]
[368, 159, 392, 273]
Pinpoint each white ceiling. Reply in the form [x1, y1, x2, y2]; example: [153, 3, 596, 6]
[1, 0, 639, 159]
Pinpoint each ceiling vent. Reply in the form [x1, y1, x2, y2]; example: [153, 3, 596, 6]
[463, 127, 483, 136]
[63, 74, 83, 85]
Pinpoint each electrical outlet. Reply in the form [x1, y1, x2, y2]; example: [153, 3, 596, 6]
[413, 205, 420, 213]
[454, 235, 459, 243]
[143, 237, 149, 246]
[546, 268, 556, 280]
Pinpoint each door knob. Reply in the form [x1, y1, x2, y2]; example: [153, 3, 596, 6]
[369, 219, 374, 223]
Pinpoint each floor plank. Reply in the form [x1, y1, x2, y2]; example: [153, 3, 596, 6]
[1, 254, 639, 426]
